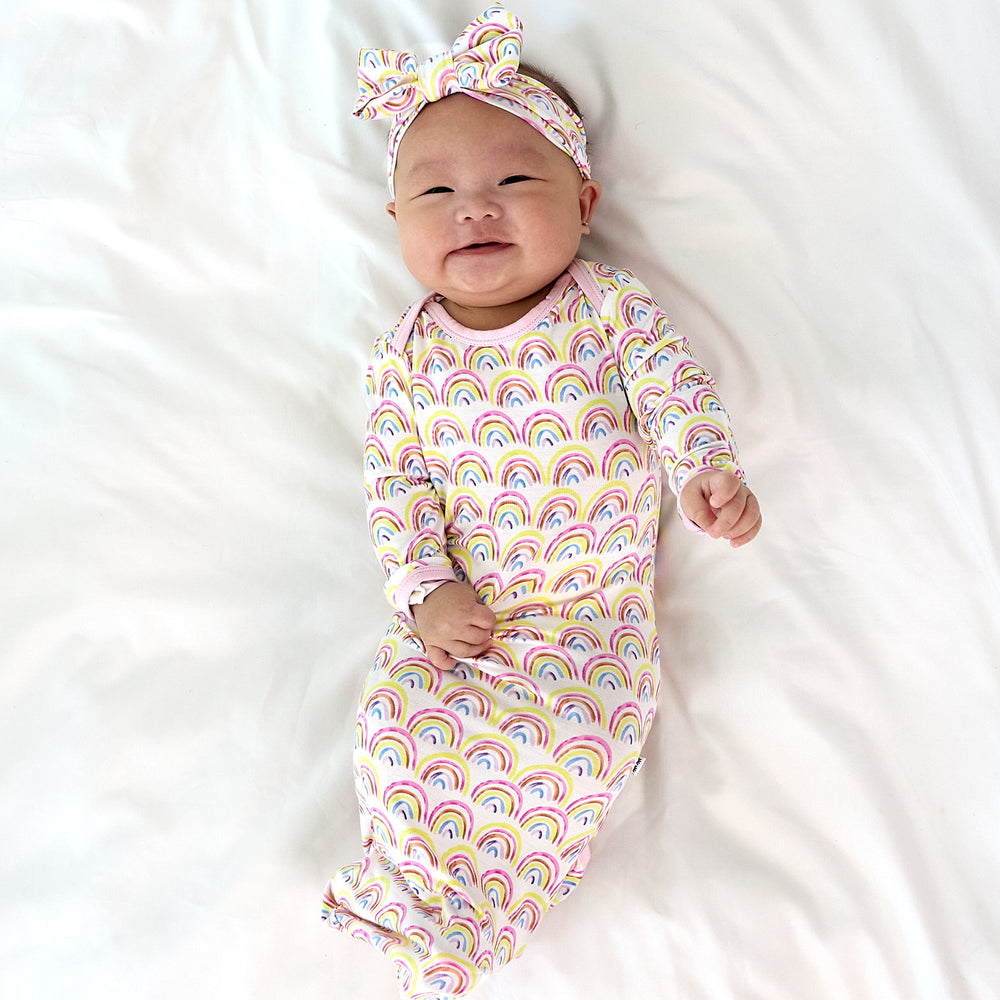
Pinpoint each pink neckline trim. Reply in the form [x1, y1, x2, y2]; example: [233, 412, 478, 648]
[423, 270, 576, 343]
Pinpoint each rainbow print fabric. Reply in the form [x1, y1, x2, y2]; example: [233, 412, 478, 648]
[354, 6, 523, 121]
[323, 260, 742, 998]
[354, 5, 592, 197]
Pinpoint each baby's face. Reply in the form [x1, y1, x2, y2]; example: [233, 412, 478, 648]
[388, 95, 600, 331]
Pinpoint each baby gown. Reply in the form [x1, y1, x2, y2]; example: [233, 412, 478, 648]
[323, 259, 743, 999]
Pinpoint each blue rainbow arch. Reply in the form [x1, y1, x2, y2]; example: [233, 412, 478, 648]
[497, 449, 544, 489]
[543, 523, 598, 563]
[449, 488, 485, 525]
[442, 370, 488, 407]
[514, 334, 560, 369]
[485, 494, 528, 536]
[536, 489, 580, 530]
[463, 343, 511, 372]
[576, 402, 620, 440]
[472, 410, 520, 449]
[601, 439, 644, 480]
[419, 341, 461, 375]
[477, 825, 522, 864]
[548, 447, 597, 485]
[500, 530, 544, 573]
[567, 325, 606, 363]
[521, 408, 573, 448]
[544, 363, 592, 403]
[492, 373, 539, 407]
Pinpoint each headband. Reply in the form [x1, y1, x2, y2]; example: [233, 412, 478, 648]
[352, 5, 591, 198]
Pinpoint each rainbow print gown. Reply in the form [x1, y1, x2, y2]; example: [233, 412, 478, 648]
[323, 259, 742, 998]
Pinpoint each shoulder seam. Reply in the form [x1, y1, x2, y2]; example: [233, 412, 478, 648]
[389, 293, 437, 353]
[568, 259, 604, 311]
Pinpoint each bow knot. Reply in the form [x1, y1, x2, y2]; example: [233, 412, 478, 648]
[354, 6, 523, 120]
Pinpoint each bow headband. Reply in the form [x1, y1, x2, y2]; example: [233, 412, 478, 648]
[353, 6, 591, 198]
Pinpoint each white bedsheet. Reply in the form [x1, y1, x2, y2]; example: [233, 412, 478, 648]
[3, 1, 999, 997]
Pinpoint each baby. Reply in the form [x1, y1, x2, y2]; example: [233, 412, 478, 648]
[323, 7, 762, 999]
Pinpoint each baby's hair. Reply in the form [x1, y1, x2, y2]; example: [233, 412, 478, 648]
[518, 61, 586, 124]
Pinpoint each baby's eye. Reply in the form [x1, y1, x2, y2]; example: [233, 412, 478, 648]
[421, 186, 453, 196]
[499, 175, 532, 186]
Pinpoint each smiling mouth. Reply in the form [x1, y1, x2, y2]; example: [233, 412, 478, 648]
[452, 241, 512, 255]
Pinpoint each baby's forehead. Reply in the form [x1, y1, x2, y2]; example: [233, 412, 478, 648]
[398, 138, 547, 177]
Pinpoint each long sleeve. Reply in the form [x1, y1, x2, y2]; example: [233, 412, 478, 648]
[601, 269, 744, 499]
[364, 334, 458, 613]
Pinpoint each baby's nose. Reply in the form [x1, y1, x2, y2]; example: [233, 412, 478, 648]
[457, 193, 501, 222]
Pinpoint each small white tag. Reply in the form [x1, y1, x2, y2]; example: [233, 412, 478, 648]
[632, 756, 646, 775]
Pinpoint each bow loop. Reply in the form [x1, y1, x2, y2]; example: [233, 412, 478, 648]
[354, 6, 523, 120]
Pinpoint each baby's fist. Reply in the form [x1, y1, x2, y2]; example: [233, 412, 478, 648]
[679, 470, 762, 548]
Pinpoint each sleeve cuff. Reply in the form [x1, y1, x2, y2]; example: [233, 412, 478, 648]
[386, 563, 460, 614]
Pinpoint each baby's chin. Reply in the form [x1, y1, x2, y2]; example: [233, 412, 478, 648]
[438, 284, 556, 331]
[440, 262, 569, 314]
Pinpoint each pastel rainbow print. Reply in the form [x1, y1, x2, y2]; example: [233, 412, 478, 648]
[325, 261, 743, 998]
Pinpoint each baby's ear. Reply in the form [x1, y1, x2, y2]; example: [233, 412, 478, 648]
[386, 202, 397, 219]
[579, 179, 601, 233]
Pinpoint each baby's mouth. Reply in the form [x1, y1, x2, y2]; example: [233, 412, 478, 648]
[452, 240, 512, 255]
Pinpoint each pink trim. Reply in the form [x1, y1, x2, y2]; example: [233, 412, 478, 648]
[391, 293, 437, 353]
[422, 270, 575, 343]
[392, 564, 460, 613]
[567, 258, 604, 312]
[389, 261, 608, 350]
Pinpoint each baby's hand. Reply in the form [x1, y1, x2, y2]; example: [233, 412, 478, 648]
[679, 470, 762, 548]
[411, 581, 496, 671]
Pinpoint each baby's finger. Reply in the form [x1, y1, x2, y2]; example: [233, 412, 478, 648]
[468, 602, 497, 629]
[426, 644, 458, 671]
[455, 618, 494, 643]
[708, 493, 748, 539]
[680, 492, 716, 532]
[448, 636, 493, 660]
[707, 471, 742, 509]
[728, 516, 762, 548]
[725, 500, 762, 547]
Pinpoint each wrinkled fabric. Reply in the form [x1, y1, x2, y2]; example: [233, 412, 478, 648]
[322, 261, 742, 997]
